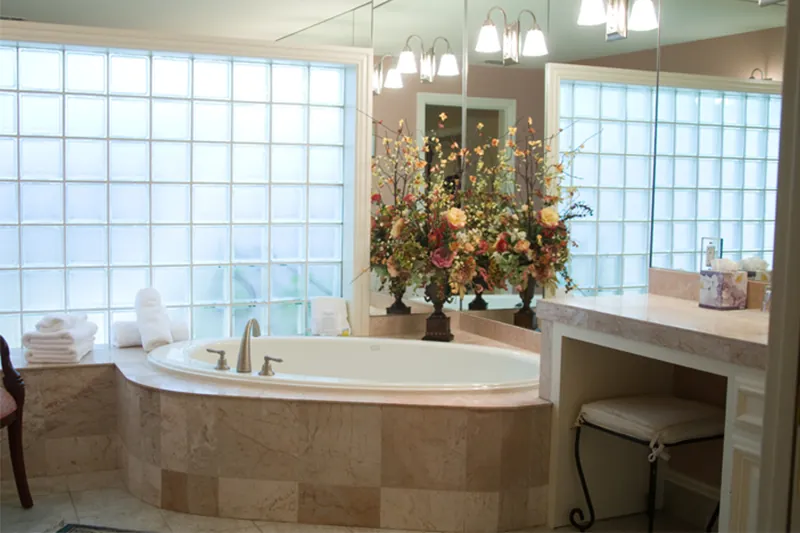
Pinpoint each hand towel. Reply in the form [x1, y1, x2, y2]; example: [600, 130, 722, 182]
[23, 321, 98, 347]
[112, 320, 190, 348]
[36, 313, 88, 333]
[135, 288, 173, 353]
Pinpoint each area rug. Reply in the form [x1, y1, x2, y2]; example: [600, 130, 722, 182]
[56, 525, 151, 533]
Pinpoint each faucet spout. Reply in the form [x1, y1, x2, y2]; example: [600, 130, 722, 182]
[237, 318, 261, 373]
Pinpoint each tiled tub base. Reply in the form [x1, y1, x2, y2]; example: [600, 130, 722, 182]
[117, 377, 551, 532]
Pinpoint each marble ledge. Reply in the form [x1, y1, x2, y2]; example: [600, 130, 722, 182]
[10, 330, 544, 410]
[536, 294, 768, 370]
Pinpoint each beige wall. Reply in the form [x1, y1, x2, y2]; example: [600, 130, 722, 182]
[373, 27, 786, 137]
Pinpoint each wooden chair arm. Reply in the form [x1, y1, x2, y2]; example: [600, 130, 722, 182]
[0, 336, 24, 408]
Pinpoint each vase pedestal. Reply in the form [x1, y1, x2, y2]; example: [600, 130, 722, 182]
[422, 313, 455, 342]
[386, 292, 411, 315]
[468, 292, 488, 311]
[513, 307, 537, 330]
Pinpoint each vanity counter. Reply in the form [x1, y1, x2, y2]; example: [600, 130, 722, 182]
[537, 293, 768, 370]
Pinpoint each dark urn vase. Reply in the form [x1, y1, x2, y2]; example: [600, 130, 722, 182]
[422, 282, 454, 342]
[514, 276, 538, 330]
[385, 285, 411, 315]
[468, 276, 489, 311]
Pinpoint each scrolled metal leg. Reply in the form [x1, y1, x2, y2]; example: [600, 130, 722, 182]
[569, 426, 596, 532]
[646, 458, 658, 533]
[705, 501, 720, 532]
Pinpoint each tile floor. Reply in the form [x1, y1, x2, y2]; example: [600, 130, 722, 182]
[0, 470, 696, 533]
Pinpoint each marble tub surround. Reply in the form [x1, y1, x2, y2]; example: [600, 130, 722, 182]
[117, 378, 551, 531]
[536, 293, 768, 370]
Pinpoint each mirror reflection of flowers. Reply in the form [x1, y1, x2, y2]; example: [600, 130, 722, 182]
[493, 117, 593, 294]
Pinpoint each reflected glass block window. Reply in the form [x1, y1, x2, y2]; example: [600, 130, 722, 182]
[651, 88, 779, 271]
[0, 43, 350, 347]
[559, 81, 655, 295]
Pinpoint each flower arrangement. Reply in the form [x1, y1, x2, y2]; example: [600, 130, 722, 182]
[368, 113, 592, 337]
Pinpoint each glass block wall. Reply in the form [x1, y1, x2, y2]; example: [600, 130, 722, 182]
[651, 88, 780, 270]
[559, 80, 655, 295]
[0, 43, 351, 348]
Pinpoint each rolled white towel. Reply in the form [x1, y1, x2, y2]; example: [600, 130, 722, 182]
[36, 313, 88, 333]
[23, 321, 98, 347]
[135, 288, 173, 353]
[112, 320, 190, 348]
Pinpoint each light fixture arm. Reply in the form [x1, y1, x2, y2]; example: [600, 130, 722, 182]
[485, 5, 509, 27]
[403, 34, 426, 52]
[750, 67, 766, 80]
[517, 9, 540, 29]
[431, 36, 453, 55]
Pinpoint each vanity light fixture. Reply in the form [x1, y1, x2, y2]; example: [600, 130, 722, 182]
[475, 6, 549, 65]
[749, 68, 772, 81]
[397, 35, 423, 74]
[373, 55, 403, 94]
[577, 0, 607, 26]
[628, 0, 659, 31]
[432, 37, 460, 77]
[383, 65, 404, 89]
[397, 34, 459, 83]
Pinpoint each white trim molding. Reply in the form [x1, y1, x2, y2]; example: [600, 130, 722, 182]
[0, 20, 373, 337]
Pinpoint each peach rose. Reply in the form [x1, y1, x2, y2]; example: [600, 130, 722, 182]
[514, 239, 531, 254]
[390, 218, 405, 238]
[445, 207, 467, 229]
[539, 206, 560, 228]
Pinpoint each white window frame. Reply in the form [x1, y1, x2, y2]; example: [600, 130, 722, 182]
[545, 62, 781, 290]
[0, 20, 373, 338]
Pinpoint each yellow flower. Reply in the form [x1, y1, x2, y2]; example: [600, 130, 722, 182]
[390, 218, 405, 238]
[527, 117, 533, 126]
[539, 206, 560, 228]
[508, 126, 517, 135]
[514, 239, 530, 253]
[445, 207, 467, 229]
[537, 234, 543, 246]
[474, 146, 484, 156]
[398, 119, 405, 127]
[477, 122, 484, 130]
[439, 112, 448, 121]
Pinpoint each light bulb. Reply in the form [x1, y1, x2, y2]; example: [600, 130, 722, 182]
[437, 52, 459, 76]
[629, 0, 658, 31]
[475, 20, 501, 53]
[521, 27, 548, 57]
[577, 0, 606, 26]
[384, 68, 403, 89]
[396, 49, 417, 74]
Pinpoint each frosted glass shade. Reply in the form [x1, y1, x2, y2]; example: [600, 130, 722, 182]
[397, 50, 417, 74]
[372, 67, 382, 93]
[629, 0, 659, 31]
[521, 28, 548, 57]
[384, 68, 403, 89]
[577, 0, 607, 26]
[475, 21, 501, 53]
[437, 53, 459, 76]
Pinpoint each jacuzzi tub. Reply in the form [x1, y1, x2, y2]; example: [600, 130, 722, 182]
[148, 336, 539, 395]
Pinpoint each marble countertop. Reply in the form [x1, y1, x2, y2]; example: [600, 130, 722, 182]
[10, 329, 545, 409]
[537, 294, 769, 370]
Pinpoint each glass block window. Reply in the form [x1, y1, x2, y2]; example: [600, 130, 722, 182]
[0, 43, 351, 348]
[651, 88, 780, 271]
[558, 80, 655, 295]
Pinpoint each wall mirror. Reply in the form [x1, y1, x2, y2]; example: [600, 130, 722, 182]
[651, 0, 786, 281]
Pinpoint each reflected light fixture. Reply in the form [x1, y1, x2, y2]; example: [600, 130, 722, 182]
[432, 37, 460, 76]
[373, 55, 403, 94]
[519, 10, 548, 57]
[384, 66, 403, 89]
[628, 0, 658, 31]
[397, 35, 424, 74]
[475, 18, 502, 53]
[577, 0, 607, 26]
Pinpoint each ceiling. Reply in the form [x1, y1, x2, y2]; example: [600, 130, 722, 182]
[0, 0, 787, 67]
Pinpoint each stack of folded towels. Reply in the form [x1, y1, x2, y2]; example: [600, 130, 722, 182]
[112, 288, 189, 352]
[23, 313, 97, 364]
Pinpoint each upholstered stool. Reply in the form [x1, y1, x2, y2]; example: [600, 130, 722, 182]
[569, 395, 724, 533]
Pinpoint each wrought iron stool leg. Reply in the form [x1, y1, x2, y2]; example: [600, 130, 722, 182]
[569, 426, 596, 532]
[646, 458, 659, 533]
[705, 501, 720, 532]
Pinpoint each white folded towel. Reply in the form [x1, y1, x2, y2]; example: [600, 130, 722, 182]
[310, 297, 351, 336]
[36, 313, 88, 333]
[25, 336, 95, 364]
[135, 288, 173, 353]
[112, 320, 190, 348]
[22, 321, 98, 347]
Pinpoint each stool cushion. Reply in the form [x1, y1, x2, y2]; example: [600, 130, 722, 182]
[0, 388, 17, 419]
[578, 395, 724, 446]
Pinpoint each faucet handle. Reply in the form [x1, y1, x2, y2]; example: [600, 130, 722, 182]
[207, 348, 230, 371]
[259, 355, 283, 376]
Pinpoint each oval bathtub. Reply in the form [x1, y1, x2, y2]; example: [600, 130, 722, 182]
[148, 336, 539, 395]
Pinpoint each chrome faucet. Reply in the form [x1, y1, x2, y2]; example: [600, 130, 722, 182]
[237, 318, 260, 373]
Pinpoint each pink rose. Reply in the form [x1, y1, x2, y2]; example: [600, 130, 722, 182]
[431, 247, 455, 269]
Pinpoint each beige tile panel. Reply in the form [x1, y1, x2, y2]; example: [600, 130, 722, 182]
[648, 268, 700, 301]
[380, 487, 465, 532]
[218, 478, 298, 522]
[44, 434, 118, 475]
[465, 411, 503, 491]
[39, 365, 117, 439]
[381, 406, 468, 490]
[298, 483, 380, 528]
